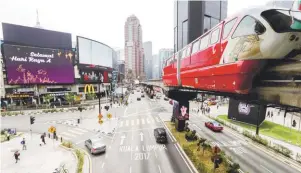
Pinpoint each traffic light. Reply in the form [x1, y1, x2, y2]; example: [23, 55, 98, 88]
[98, 114, 103, 124]
[30, 116, 35, 125]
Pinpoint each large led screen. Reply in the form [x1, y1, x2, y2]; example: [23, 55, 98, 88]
[79, 68, 111, 84]
[2, 44, 75, 84]
[228, 99, 266, 125]
[2, 23, 72, 49]
[77, 36, 113, 68]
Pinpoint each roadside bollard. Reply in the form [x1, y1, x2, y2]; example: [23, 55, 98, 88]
[60, 137, 63, 143]
[48, 133, 50, 138]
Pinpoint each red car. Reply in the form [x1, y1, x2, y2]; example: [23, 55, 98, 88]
[205, 121, 223, 132]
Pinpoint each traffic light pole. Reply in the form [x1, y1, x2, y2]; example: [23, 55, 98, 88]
[98, 73, 101, 115]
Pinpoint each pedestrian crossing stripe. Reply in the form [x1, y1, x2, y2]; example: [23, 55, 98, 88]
[68, 129, 84, 135]
[61, 132, 76, 137]
[118, 117, 161, 127]
[58, 128, 89, 140]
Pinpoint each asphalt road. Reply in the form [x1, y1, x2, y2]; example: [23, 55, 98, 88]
[81, 91, 196, 173]
[188, 111, 301, 173]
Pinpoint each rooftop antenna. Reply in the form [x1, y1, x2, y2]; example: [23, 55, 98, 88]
[35, 9, 41, 28]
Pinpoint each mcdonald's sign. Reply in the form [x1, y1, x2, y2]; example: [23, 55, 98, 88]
[84, 84, 95, 94]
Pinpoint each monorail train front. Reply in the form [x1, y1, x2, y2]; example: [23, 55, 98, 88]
[229, 5, 301, 61]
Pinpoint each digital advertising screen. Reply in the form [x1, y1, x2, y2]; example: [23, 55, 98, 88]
[77, 36, 113, 68]
[228, 99, 266, 125]
[2, 44, 75, 84]
[79, 68, 111, 84]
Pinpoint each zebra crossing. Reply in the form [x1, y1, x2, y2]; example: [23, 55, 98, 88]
[58, 127, 89, 141]
[118, 116, 162, 128]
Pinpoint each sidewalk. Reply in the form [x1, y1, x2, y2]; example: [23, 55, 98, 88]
[0, 133, 76, 173]
[189, 103, 301, 160]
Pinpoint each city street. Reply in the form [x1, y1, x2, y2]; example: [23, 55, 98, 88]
[187, 110, 301, 173]
[80, 91, 196, 173]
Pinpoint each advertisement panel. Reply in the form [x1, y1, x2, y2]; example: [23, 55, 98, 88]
[172, 100, 189, 120]
[2, 44, 75, 84]
[77, 36, 113, 68]
[228, 99, 266, 125]
[79, 68, 111, 84]
[2, 23, 72, 49]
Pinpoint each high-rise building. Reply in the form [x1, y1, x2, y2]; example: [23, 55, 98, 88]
[266, 0, 294, 8]
[158, 49, 173, 78]
[174, 0, 228, 51]
[0, 39, 4, 97]
[143, 41, 153, 80]
[124, 15, 144, 79]
[152, 54, 159, 79]
[116, 49, 125, 61]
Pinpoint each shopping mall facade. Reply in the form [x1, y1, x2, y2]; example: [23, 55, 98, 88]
[0, 23, 122, 106]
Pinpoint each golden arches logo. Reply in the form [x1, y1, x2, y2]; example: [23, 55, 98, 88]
[84, 84, 95, 94]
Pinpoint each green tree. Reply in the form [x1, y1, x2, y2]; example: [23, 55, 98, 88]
[65, 93, 75, 106]
[43, 94, 53, 104]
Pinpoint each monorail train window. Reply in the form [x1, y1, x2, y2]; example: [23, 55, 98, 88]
[199, 34, 210, 51]
[210, 28, 220, 45]
[232, 16, 257, 38]
[261, 9, 301, 32]
[186, 46, 191, 56]
[222, 18, 237, 39]
[181, 48, 187, 59]
[191, 39, 200, 54]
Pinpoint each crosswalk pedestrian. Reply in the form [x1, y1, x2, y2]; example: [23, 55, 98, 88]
[118, 117, 162, 128]
[58, 128, 89, 140]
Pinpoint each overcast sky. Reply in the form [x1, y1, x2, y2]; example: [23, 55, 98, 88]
[0, 0, 272, 53]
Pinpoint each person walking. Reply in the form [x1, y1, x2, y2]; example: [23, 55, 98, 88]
[14, 151, 20, 163]
[41, 133, 46, 145]
[21, 138, 26, 150]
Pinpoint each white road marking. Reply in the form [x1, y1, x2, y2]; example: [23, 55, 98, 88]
[260, 165, 273, 173]
[137, 119, 140, 125]
[73, 128, 88, 133]
[142, 118, 145, 125]
[129, 166, 132, 173]
[146, 118, 151, 124]
[155, 117, 160, 122]
[61, 132, 76, 137]
[139, 132, 144, 142]
[174, 143, 193, 173]
[131, 120, 135, 126]
[126, 120, 129, 127]
[158, 165, 162, 173]
[192, 124, 202, 131]
[75, 140, 86, 145]
[102, 162, 105, 168]
[68, 129, 84, 135]
[120, 135, 126, 145]
[119, 121, 124, 127]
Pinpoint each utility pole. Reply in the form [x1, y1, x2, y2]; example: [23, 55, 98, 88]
[256, 104, 261, 135]
[98, 72, 102, 115]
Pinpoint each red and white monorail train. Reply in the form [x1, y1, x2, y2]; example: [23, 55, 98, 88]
[162, 5, 301, 94]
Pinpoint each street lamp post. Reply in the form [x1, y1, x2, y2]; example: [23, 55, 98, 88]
[98, 72, 102, 115]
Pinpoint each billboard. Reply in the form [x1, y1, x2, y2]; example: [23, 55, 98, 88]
[79, 67, 111, 84]
[228, 99, 266, 125]
[77, 36, 113, 68]
[2, 44, 75, 84]
[2, 23, 72, 49]
[172, 100, 190, 120]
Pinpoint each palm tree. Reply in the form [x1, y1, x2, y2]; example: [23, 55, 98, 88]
[65, 93, 75, 106]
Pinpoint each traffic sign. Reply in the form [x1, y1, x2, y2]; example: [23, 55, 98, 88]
[107, 113, 112, 119]
[48, 126, 56, 133]
[99, 119, 104, 124]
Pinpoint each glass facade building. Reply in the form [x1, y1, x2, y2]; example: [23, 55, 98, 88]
[174, 0, 228, 51]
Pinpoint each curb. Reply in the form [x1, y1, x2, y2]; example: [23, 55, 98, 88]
[77, 147, 92, 173]
[206, 115, 301, 171]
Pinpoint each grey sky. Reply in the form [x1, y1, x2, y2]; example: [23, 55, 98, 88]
[0, 0, 271, 53]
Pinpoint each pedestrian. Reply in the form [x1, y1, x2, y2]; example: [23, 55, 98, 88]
[271, 112, 273, 117]
[14, 151, 20, 163]
[41, 133, 46, 145]
[267, 111, 270, 117]
[21, 138, 26, 150]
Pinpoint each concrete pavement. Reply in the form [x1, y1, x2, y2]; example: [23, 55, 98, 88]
[0, 133, 76, 173]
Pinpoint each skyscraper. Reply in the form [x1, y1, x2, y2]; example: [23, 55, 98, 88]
[174, 1, 228, 51]
[124, 15, 144, 79]
[143, 41, 153, 80]
[152, 54, 159, 79]
[158, 49, 173, 78]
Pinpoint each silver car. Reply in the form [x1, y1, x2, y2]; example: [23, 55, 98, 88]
[85, 138, 106, 154]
